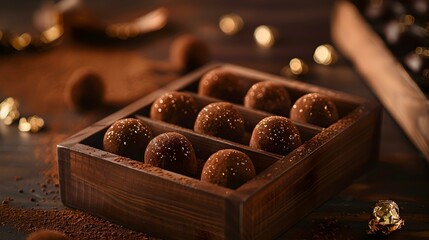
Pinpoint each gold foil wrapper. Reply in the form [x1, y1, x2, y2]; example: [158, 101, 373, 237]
[0, 97, 20, 125]
[18, 116, 45, 133]
[367, 200, 404, 235]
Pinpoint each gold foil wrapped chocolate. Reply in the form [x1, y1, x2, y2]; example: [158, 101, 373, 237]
[367, 200, 404, 235]
[0, 97, 20, 125]
[18, 116, 45, 133]
[0, 97, 45, 132]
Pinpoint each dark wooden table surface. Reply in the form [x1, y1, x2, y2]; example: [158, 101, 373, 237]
[1, 1, 428, 239]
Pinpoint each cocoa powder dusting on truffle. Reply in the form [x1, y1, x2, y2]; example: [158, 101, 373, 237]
[253, 106, 366, 181]
[0, 205, 154, 240]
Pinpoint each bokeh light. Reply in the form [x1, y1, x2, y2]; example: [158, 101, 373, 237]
[254, 25, 275, 48]
[313, 44, 337, 65]
[219, 14, 243, 35]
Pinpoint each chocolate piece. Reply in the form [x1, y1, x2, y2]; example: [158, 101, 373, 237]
[244, 81, 291, 116]
[194, 102, 245, 142]
[65, 68, 104, 111]
[201, 149, 255, 189]
[198, 68, 245, 104]
[27, 229, 69, 240]
[290, 93, 339, 128]
[250, 116, 301, 155]
[367, 200, 405, 236]
[150, 92, 199, 129]
[144, 132, 197, 177]
[169, 35, 211, 74]
[103, 118, 153, 161]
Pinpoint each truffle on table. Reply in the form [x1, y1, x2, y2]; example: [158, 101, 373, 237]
[249, 116, 301, 155]
[144, 132, 198, 177]
[169, 34, 211, 74]
[26, 229, 69, 240]
[201, 149, 256, 189]
[103, 118, 153, 161]
[150, 91, 199, 129]
[290, 93, 339, 128]
[194, 102, 245, 142]
[64, 68, 104, 112]
[198, 68, 245, 104]
[244, 81, 291, 116]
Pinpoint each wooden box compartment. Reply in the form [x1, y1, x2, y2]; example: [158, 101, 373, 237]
[57, 63, 381, 240]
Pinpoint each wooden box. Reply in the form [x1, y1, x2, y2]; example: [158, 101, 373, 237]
[57, 63, 381, 240]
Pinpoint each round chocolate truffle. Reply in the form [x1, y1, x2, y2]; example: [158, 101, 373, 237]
[194, 102, 245, 142]
[144, 132, 198, 177]
[150, 92, 199, 129]
[290, 93, 339, 127]
[27, 229, 68, 240]
[250, 116, 301, 155]
[65, 68, 104, 111]
[201, 149, 256, 189]
[244, 81, 291, 116]
[169, 34, 211, 74]
[103, 118, 153, 161]
[198, 68, 245, 104]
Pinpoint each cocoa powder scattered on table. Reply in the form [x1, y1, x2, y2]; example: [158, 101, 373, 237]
[0, 205, 155, 240]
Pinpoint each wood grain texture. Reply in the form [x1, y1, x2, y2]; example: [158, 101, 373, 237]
[59, 144, 228, 240]
[58, 63, 381, 239]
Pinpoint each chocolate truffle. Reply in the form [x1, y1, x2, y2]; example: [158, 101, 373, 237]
[250, 116, 301, 155]
[169, 34, 211, 74]
[198, 68, 245, 104]
[144, 132, 198, 177]
[27, 229, 69, 240]
[201, 149, 256, 189]
[194, 102, 245, 142]
[244, 81, 291, 116]
[65, 68, 104, 111]
[290, 93, 339, 127]
[103, 118, 153, 161]
[150, 92, 199, 129]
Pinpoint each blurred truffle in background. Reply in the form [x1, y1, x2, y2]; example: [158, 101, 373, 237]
[169, 34, 211, 74]
[64, 67, 105, 112]
[26, 229, 69, 240]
